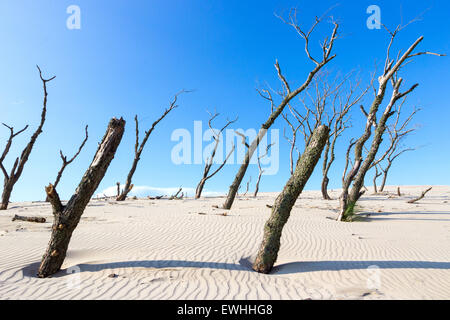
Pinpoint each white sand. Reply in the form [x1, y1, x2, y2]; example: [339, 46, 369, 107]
[0, 185, 449, 300]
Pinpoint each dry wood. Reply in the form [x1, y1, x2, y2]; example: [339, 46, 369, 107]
[338, 22, 443, 221]
[407, 187, 432, 203]
[253, 125, 329, 273]
[46, 125, 88, 201]
[195, 111, 237, 199]
[12, 214, 46, 223]
[223, 10, 339, 209]
[1, 66, 54, 210]
[37, 117, 125, 277]
[254, 143, 274, 197]
[117, 91, 188, 201]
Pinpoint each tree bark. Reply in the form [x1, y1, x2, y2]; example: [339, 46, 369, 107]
[37, 118, 125, 278]
[252, 125, 329, 274]
[379, 165, 390, 192]
[0, 66, 54, 210]
[12, 214, 46, 223]
[407, 187, 432, 204]
[0, 181, 13, 210]
[117, 91, 186, 201]
[321, 176, 331, 200]
[222, 18, 339, 210]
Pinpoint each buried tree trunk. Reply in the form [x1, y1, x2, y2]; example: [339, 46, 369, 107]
[37, 118, 125, 278]
[12, 214, 46, 223]
[252, 125, 329, 274]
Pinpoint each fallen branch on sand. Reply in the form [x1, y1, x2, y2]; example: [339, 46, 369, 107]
[169, 187, 183, 200]
[12, 214, 46, 223]
[407, 187, 432, 204]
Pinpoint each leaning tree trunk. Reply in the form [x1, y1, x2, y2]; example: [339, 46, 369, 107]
[37, 118, 125, 278]
[253, 125, 329, 274]
[195, 179, 206, 199]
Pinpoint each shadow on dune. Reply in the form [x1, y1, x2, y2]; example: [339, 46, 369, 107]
[22, 258, 450, 278]
[363, 210, 450, 222]
[272, 260, 450, 275]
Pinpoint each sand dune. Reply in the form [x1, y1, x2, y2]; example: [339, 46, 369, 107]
[0, 185, 449, 300]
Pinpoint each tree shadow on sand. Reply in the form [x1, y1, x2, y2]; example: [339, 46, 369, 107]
[22, 258, 450, 278]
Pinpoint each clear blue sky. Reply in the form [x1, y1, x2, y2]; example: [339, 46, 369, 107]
[0, 0, 449, 201]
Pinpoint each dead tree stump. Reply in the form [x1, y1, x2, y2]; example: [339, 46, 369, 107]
[37, 118, 125, 278]
[253, 125, 329, 274]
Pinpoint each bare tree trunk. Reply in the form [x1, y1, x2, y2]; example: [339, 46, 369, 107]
[12, 214, 46, 223]
[252, 125, 329, 274]
[0, 181, 13, 210]
[254, 172, 262, 197]
[37, 118, 125, 278]
[373, 166, 382, 194]
[195, 113, 236, 199]
[407, 187, 432, 204]
[117, 91, 187, 201]
[222, 14, 339, 210]
[46, 126, 89, 202]
[0, 66, 54, 210]
[338, 31, 442, 221]
[321, 176, 331, 200]
[195, 179, 206, 199]
[379, 165, 390, 192]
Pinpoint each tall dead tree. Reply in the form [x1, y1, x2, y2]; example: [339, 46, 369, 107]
[117, 91, 187, 201]
[253, 125, 329, 274]
[46, 125, 88, 201]
[281, 104, 308, 175]
[337, 23, 443, 222]
[299, 72, 367, 200]
[378, 105, 418, 192]
[195, 111, 237, 199]
[372, 164, 383, 194]
[254, 143, 274, 197]
[222, 9, 339, 209]
[38, 118, 125, 277]
[0, 66, 54, 210]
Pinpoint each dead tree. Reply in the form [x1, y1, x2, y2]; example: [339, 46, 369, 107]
[117, 91, 187, 201]
[254, 143, 275, 197]
[378, 105, 418, 192]
[253, 125, 329, 274]
[169, 187, 183, 200]
[407, 187, 432, 203]
[372, 165, 383, 194]
[243, 176, 251, 196]
[337, 22, 443, 222]
[0, 66, 55, 210]
[195, 112, 236, 199]
[319, 74, 367, 200]
[46, 125, 88, 201]
[222, 9, 339, 209]
[281, 106, 303, 175]
[37, 118, 125, 278]
[12, 214, 46, 223]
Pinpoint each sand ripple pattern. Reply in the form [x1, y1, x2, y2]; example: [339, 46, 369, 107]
[1, 186, 449, 299]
